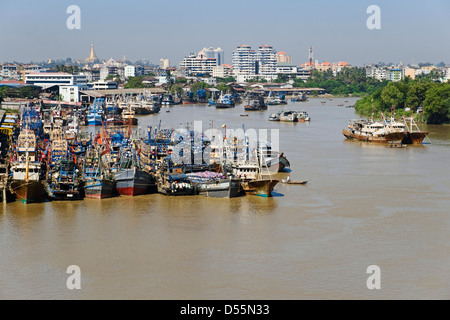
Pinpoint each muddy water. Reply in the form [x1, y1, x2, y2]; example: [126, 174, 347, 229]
[1, 97, 449, 299]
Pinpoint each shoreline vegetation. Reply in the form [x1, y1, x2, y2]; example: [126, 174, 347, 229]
[354, 79, 450, 124]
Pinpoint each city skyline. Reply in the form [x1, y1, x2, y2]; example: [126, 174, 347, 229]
[1, 0, 449, 66]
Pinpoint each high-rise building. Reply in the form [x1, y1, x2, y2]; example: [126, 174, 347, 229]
[179, 50, 218, 75]
[256, 44, 277, 76]
[232, 44, 278, 81]
[201, 47, 224, 66]
[276, 51, 292, 63]
[159, 58, 170, 69]
[232, 44, 256, 76]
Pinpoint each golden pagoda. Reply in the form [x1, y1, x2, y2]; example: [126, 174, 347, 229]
[85, 43, 98, 63]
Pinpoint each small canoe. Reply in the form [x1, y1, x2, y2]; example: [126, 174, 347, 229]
[240, 114, 249, 117]
[281, 179, 308, 185]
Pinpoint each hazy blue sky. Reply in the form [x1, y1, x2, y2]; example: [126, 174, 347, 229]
[1, 0, 449, 66]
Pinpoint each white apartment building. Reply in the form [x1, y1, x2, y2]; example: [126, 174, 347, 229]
[232, 44, 256, 76]
[25, 72, 88, 87]
[124, 65, 136, 78]
[88, 81, 118, 90]
[232, 44, 278, 81]
[212, 64, 233, 78]
[60, 85, 89, 102]
[366, 67, 388, 81]
[159, 58, 170, 69]
[0, 64, 19, 80]
[124, 65, 143, 78]
[179, 51, 218, 75]
[256, 44, 277, 76]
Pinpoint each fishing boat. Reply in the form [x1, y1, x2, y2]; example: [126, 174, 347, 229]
[161, 93, 180, 106]
[342, 119, 407, 143]
[48, 159, 81, 200]
[113, 147, 154, 196]
[401, 116, 430, 145]
[296, 111, 311, 122]
[10, 129, 47, 203]
[278, 153, 290, 172]
[133, 100, 160, 115]
[291, 93, 307, 102]
[65, 115, 79, 141]
[186, 171, 243, 198]
[266, 92, 287, 105]
[87, 98, 104, 126]
[156, 159, 197, 196]
[244, 96, 267, 111]
[105, 100, 120, 114]
[121, 104, 138, 126]
[83, 149, 115, 199]
[105, 114, 124, 126]
[215, 93, 235, 108]
[279, 111, 298, 122]
[269, 113, 280, 121]
[231, 144, 279, 197]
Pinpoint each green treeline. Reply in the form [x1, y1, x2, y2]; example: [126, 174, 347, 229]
[355, 78, 450, 124]
[292, 68, 388, 96]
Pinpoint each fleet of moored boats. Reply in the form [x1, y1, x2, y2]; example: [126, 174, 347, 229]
[0, 93, 431, 204]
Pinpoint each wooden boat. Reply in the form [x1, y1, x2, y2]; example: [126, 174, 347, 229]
[241, 179, 279, 197]
[278, 153, 290, 172]
[281, 179, 308, 185]
[244, 97, 267, 111]
[10, 129, 47, 203]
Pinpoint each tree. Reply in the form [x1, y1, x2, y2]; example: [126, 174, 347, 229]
[191, 81, 210, 94]
[216, 83, 231, 93]
[124, 76, 146, 88]
[405, 82, 431, 110]
[423, 84, 450, 124]
[170, 84, 184, 96]
[381, 82, 404, 110]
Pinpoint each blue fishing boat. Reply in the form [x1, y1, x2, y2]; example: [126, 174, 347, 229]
[83, 149, 115, 199]
[215, 93, 235, 108]
[48, 159, 81, 200]
[87, 98, 105, 126]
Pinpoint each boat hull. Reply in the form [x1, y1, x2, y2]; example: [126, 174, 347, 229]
[215, 103, 235, 108]
[51, 189, 81, 201]
[84, 179, 115, 199]
[241, 179, 279, 197]
[11, 180, 47, 203]
[401, 131, 430, 145]
[195, 179, 243, 198]
[244, 106, 267, 111]
[114, 168, 153, 196]
[342, 129, 406, 143]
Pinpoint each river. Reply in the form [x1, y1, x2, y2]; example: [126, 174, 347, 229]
[1, 97, 449, 299]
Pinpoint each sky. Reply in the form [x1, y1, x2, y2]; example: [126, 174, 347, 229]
[0, 0, 449, 66]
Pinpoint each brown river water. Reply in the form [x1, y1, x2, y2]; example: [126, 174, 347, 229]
[1, 97, 449, 299]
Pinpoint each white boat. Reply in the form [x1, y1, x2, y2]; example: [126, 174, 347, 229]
[269, 113, 280, 121]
